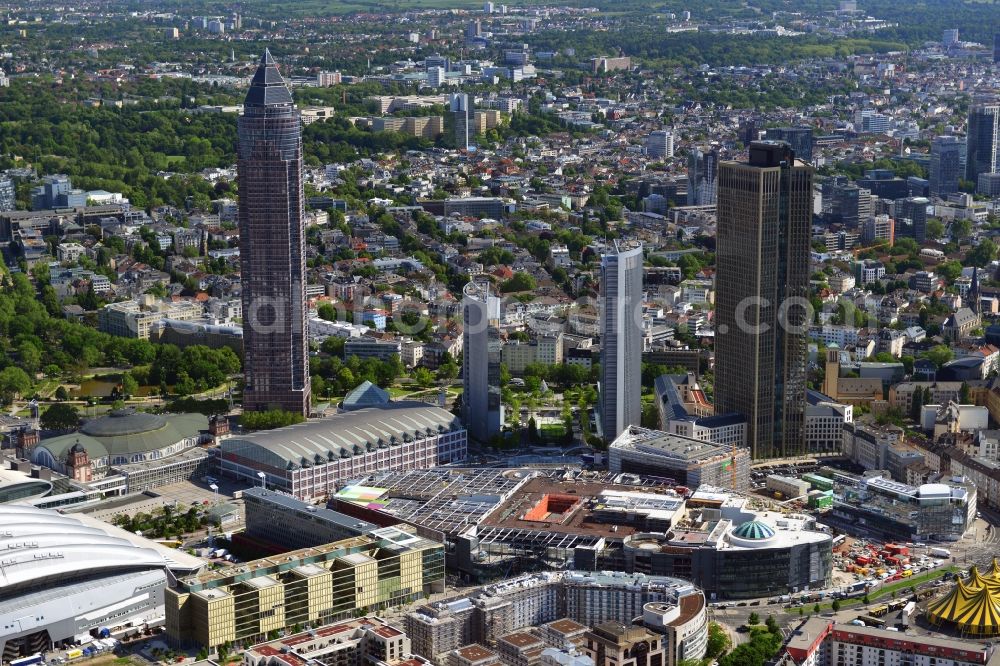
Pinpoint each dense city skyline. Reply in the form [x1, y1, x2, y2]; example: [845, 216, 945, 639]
[1, 0, 1000, 664]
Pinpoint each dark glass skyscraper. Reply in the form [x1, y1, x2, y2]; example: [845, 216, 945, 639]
[764, 126, 814, 163]
[715, 142, 813, 459]
[239, 50, 311, 416]
[929, 135, 962, 197]
[687, 145, 720, 206]
[966, 104, 1000, 184]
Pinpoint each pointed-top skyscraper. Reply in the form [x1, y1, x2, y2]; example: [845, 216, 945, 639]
[239, 50, 311, 415]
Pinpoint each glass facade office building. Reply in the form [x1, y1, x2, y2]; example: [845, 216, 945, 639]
[714, 142, 813, 459]
[238, 50, 311, 415]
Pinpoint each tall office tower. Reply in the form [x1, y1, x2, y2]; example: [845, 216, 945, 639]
[427, 66, 446, 88]
[599, 241, 643, 442]
[0, 176, 15, 211]
[739, 118, 762, 147]
[929, 135, 963, 197]
[829, 183, 871, 227]
[239, 50, 311, 416]
[966, 104, 1000, 183]
[450, 93, 471, 150]
[687, 145, 720, 205]
[462, 280, 502, 441]
[995, 34, 1000, 63]
[715, 142, 813, 459]
[895, 196, 930, 242]
[644, 130, 674, 159]
[942, 29, 959, 47]
[764, 126, 814, 162]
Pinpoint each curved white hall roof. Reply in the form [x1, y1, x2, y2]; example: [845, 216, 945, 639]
[0, 504, 168, 592]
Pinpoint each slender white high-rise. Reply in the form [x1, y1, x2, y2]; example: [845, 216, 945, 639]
[599, 241, 643, 442]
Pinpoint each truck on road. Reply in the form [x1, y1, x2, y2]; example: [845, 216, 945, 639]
[929, 547, 951, 558]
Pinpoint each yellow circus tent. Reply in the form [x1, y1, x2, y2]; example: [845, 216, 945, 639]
[989, 558, 1000, 580]
[926, 565, 1000, 636]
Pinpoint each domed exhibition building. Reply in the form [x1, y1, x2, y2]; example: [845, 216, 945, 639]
[620, 510, 832, 600]
[29, 408, 213, 496]
[0, 504, 203, 660]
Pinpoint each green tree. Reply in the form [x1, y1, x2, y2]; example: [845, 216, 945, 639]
[718, 629, 782, 666]
[414, 367, 435, 388]
[925, 345, 954, 368]
[0, 367, 32, 404]
[910, 383, 925, 421]
[926, 218, 946, 240]
[965, 238, 997, 267]
[832, 599, 842, 611]
[318, 302, 338, 321]
[952, 218, 972, 241]
[705, 622, 730, 658]
[499, 272, 538, 293]
[240, 409, 305, 431]
[747, 611, 760, 625]
[40, 403, 80, 430]
[937, 260, 963, 281]
[121, 372, 139, 397]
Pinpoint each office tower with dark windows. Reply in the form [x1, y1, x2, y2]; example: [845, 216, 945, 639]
[645, 130, 674, 160]
[687, 145, 720, 205]
[929, 135, 963, 197]
[0, 176, 14, 212]
[895, 196, 929, 242]
[238, 50, 311, 416]
[995, 33, 1000, 63]
[599, 241, 643, 442]
[966, 104, 1000, 184]
[451, 93, 472, 151]
[462, 280, 503, 441]
[715, 142, 813, 459]
[764, 126, 814, 162]
[739, 117, 762, 147]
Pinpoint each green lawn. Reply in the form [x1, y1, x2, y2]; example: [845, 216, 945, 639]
[539, 423, 567, 438]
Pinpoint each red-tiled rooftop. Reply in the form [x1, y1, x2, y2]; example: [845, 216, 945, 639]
[545, 618, 588, 635]
[317, 623, 355, 637]
[282, 633, 314, 646]
[499, 632, 544, 648]
[671, 593, 705, 626]
[282, 654, 306, 666]
[456, 645, 496, 661]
